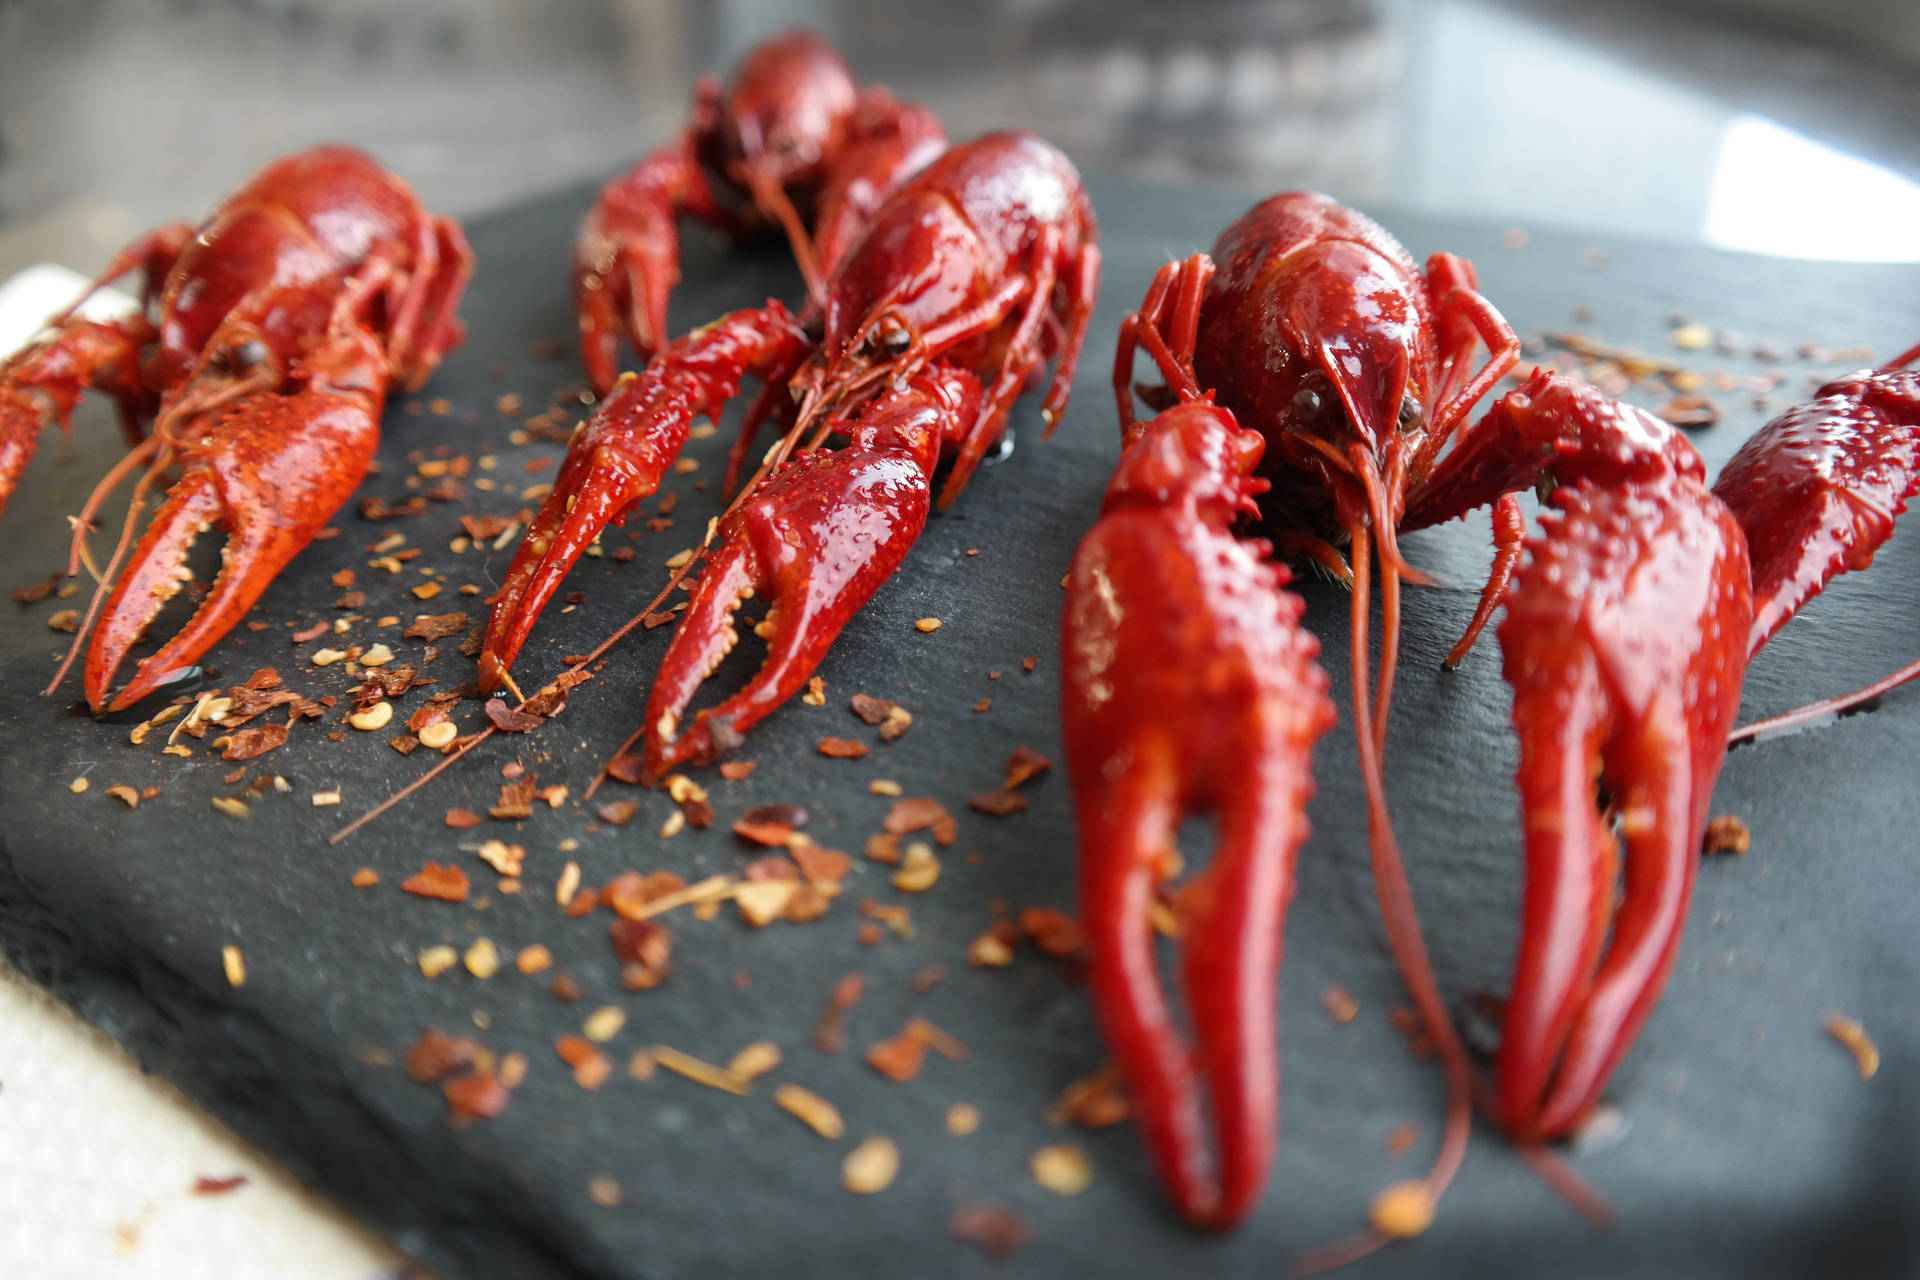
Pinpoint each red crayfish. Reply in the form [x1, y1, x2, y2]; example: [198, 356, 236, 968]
[484, 131, 1098, 779]
[0, 145, 470, 713]
[1070, 191, 1919, 1239]
[575, 28, 946, 394]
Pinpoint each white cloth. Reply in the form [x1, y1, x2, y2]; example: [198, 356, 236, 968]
[0, 958, 415, 1280]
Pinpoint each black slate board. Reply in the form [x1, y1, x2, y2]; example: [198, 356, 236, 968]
[2, 175, 1917, 1280]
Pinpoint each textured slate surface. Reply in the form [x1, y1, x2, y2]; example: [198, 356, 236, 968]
[1, 174, 1916, 1280]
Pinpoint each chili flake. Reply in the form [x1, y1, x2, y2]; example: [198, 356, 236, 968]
[817, 736, 869, 759]
[402, 861, 471, 903]
[813, 973, 864, 1053]
[883, 797, 957, 846]
[949, 1205, 1031, 1259]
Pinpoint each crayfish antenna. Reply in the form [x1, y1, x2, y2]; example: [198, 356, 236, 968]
[1338, 528, 1475, 1247]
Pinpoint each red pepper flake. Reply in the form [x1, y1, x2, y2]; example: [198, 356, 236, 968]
[405, 1030, 481, 1083]
[790, 843, 851, 890]
[1658, 394, 1721, 428]
[610, 917, 673, 989]
[360, 495, 428, 520]
[817, 736, 869, 759]
[1385, 1124, 1420, 1157]
[555, 1033, 597, 1067]
[969, 788, 1028, 817]
[291, 620, 330, 643]
[551, 974, 583, 1001]
[1004, 746, 1053, 790]
[718, 760, 757, 781]
[866, 1017, 967, 1081]
[1019, 907, 1085, 959]
[597, 799, 639, 826]
[460, 514, 513, 541]
[856, 921, 885, 946]
[606, 753, 647, 785]
[350, 868, 379, 889]
[443, 1071, 509, 1122]
[484, 698, 544, 733]
[10, 574, 59, 604]
[191, 1175, 249, 1196]
[865, 1028, 929, 1081]
[603, 870, 685, 919]
[950, 1205, 1032, 1259]
[404, 611, 470, 641]
[1022, 656, 1038, 673]
[813, 973, 865, 1053]
[563, 888, 599, 919]
[490, 777, 538, 820]
[1047, 1065, 1130, 1127]
[445, 808, 481, 830]
[972, 699, 991, 712]
[884, 797, 958, 846]
[848, 693, 892, 725]
[220, 723, 289, 761]
[864, 833, 901, 864]
[401, 861, 470, 903]
[678, 795, 714, 829]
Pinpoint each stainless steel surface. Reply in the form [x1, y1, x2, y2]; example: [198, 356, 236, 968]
[2, 0, 1919, 274]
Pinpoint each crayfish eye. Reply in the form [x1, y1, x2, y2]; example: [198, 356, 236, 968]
[1291, 384, 1325, 421]
[1398, 395, 1423, 429]
[231, 339, 268, 369]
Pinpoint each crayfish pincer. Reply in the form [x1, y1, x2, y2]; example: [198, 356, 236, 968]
[0, 145, 470, 713]
[482, 131, 1099, 776]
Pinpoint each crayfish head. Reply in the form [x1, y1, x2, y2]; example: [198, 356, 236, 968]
[720, 29, 858, 190]
[1270, 238, 1430, 462]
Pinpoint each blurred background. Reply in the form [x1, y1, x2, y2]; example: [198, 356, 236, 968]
[2, 0, 1919, 276]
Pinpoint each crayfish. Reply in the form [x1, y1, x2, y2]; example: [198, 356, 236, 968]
[575, 27, 945, 394]
[0, 145, 470, 713]
[483, 130, 1098, 779]
[1070, 192, 1919, 1238]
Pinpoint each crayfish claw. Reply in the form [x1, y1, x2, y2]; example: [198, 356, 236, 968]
[480, 304, 812, 693]
[83, 382, 380, 712]
[642, 440, 934, 781]
[1062, 401, 1332, 1228]
[479, 441, 652, 693]
[1492, 478, 1751, 1139]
